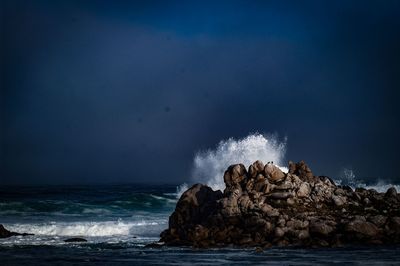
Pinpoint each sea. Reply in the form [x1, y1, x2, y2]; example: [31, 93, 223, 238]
[1, 184, 399, 266]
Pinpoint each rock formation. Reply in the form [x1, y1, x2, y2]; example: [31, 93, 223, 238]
[0, 224, 33, 238]
[160, 161, 400, 248]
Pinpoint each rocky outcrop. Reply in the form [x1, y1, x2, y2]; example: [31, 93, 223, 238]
[160, 161, 400, 248]
[0, 224, 33, 238]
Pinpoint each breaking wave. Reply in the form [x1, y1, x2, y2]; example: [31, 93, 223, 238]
[335, 168, 400, 193]
[187, 133, 287, 192]
[4, 220, 166, 237]
[176, 133, 399, 196]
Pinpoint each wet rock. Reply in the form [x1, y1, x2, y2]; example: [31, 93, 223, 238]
[310, 221, 335, 236]
[255, 246, 263, 253]
[145, 242, 165, 248]
[64, 238, 87, 242]
[345, 220, 380, 239]
[385, 187, 397, 199]
[0, 224, 33, 238]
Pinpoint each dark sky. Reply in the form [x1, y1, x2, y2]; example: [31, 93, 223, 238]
[1, 0, 400, 185]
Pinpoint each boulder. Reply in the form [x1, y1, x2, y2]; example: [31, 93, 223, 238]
[310, 221, 335, 236]
[264, 163, 286, 182]
[224, 164, 247, 188]
[253, 174, 267, 192]
[385, 187, 398, 199]
[345, 220, 380, 239]
[368, 215, 387, 227]
[386, 217, 400, 236]
[332, 195, 346, 207]
[288, 160, 314, 182]
[297, 183, 311, 198]
[268, 191, 292, 200]
[165, 183, 223, 242]
[248, 160, 265, 179]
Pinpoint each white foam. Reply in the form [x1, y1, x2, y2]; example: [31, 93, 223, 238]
[176, 183, 189, 199]
[177, 134, 399, 196]
[4, 220, 165, 237]
[189, 133, 287, 192]
[334, 168, 400, 193]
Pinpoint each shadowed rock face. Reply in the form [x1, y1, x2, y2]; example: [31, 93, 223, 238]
[0, 224, 33, 238]
[160, 161, 400, 248]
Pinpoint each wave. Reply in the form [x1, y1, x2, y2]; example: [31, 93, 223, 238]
[0, 193, 176, 217]
[177, 133, 399, 196]
[180, 133, 287, 193]
[335, 168, 400, 193]
[4, 219, 166, 237]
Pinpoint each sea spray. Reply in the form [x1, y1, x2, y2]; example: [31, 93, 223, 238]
[178, 133, 287, 194]
[176, 133, 400, 197]
[4, 220, 166, 237]
[335, 168, 400, 193]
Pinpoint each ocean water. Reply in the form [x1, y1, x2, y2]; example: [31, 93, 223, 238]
[1, 184, 399, 265]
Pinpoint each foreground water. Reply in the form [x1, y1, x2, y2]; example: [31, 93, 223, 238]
[1, 184, 399, 265]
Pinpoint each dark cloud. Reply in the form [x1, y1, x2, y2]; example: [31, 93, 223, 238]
[1, 0, 400, 184]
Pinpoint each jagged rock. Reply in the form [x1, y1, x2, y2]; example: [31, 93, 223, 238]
[385, 187, 397, 198]
[238, 194, 254, 212]
[297, 183, 311, 198]
[368, 215, 387, 227]
[288, 160, 314, 182]
[165, 183, 223, 244]
[345, 220, 380, 239]
[224, 164, 247, 188]
[310, 220, 336, 236]
[253, 174, 267, 192]
[264, 163, 286, 182]
[332, 195, 346, 207]
[160, 160, 400, 248]
[261, 204, 280, 217]
[248, 160, 265, 179]
[0, 224, 33, 238]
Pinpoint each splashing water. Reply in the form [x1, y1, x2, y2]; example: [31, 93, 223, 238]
[335, 168, 400, 193]
[183, 133, 287, 192]
[176, 133, 399, 197]
[335, 168, 358, 188]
